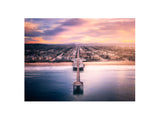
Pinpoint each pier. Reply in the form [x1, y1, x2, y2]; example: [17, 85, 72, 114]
[73, 47, 84, 94]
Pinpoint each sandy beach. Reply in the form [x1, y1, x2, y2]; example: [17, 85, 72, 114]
[25, 61, 135, 66]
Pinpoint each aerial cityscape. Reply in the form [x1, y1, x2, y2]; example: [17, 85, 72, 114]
[25, 18, 135, 101]
[25, 44, 135, 63]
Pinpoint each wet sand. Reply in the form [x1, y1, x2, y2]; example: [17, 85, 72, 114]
[25, 61, 135, 66]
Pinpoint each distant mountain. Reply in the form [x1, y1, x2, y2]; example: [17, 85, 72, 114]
[25, 42, 135, 47]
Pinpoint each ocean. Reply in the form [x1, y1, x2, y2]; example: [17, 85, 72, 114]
[25, 65, 135, 101]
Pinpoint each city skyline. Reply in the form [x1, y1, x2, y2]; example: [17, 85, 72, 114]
[25, 18, 135, 44]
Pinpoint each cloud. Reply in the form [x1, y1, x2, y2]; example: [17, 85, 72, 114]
[25, 21, 67, 37]
[25, 30, 42, 37]
[43, 27, 66, 36]
[25, 18, 135, 44]
[25, 21, 42, 37]
[62, 18, 85, 26]
[25, 18, 85, 38]
[77, 18, 135, 42]
[25, 22, 39, 32]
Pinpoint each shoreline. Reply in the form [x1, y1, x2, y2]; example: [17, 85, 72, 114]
[25, 61, 135, 66]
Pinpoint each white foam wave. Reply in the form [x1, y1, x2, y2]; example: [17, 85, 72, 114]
[25, 66, 72, 71]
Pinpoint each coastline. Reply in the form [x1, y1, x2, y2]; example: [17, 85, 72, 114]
[25, 61, 135, 66]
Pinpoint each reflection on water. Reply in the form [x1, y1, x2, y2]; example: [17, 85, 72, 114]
[73, 85, 83, 95]
[25, 65, 135, 101]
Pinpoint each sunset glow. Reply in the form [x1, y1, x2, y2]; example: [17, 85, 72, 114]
[25, 18, 135, 44]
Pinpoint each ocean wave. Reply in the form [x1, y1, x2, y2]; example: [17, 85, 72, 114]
[25, 66, 72, 71]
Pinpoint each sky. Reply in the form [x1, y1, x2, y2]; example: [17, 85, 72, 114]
[25, 18, 135, 44]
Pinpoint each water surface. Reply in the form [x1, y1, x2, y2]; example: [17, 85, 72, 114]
[25, 65, 135, 101]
